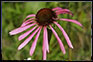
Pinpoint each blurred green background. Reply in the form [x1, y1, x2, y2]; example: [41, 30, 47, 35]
[2, 2, 91, 60]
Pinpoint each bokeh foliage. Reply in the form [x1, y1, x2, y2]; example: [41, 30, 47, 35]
[2, 2, 91, 60]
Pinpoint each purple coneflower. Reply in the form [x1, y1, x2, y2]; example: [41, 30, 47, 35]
[9, 7, 82, 60]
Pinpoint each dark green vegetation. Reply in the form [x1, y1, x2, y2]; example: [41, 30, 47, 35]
[2, 2, 91, 60]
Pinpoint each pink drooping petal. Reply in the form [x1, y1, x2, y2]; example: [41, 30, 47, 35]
[18, 25, 38, 41]
[52, 7, 63, 11]
[59, 18, 83, 27]
[45, 26, 49, 53]
[9, 23, 36, 35]
[42, 26, 47, 60]
[23, 14, 35, 22]
[21, 18, 34, 27]
[43, 49, 46, 60]
[55, 9, 73, 16]
[26, 14, 35, 19]
[30, 27, 42, 56]
[43, 26, 46, 50]
[18, 27, 40, 50]
[54, 21, 73, 49]
[49, 25, 66, 54]
[43, 26, 49, 53]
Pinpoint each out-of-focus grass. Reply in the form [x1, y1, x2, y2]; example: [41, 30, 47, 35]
[2, 2, 91, 60]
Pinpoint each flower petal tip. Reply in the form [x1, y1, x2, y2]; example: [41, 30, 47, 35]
[47, 50, 49, 53]
[18, 47, 21, 50]
[18, 37, 22, 41]
[30, 53, 33, 56]
[18, 46, 23, 50]
[29, 50, 33, 56]
[63, 51, 66, 55]
[70, 46, 74, 49]
[9, 31, 13, 35]
[80, 24, 83, 27]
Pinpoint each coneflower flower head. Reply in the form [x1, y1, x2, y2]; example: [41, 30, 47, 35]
[9, 7, 83, 60]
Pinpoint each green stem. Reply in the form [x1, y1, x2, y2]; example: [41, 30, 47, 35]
[67, 15, 72, 61]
